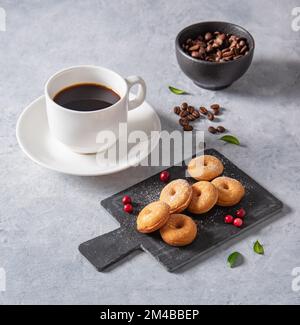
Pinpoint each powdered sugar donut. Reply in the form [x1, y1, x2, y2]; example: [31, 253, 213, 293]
[188, 181, 218, 214]
[160, 179, 193, 214]
[187, 155, 224, 181]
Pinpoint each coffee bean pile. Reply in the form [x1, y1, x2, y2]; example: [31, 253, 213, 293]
[174, 102, 200, 131]
[173, 102, 226, 133]
[182, 32, 249, 63]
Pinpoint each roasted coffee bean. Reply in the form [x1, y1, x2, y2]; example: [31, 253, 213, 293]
[191, 51, 200, 58]
[187, 106, 195, 113]
[207, 112, 215, 121]
[179, 110, 188, 117]
[208, 126, 217, 134]
[183, 125, 193, 131]
[189, 44, 200, 51]
[179, 118, 189, 126]
[216, 50, 222, 58]
[230, 41, 238, 48]
[223, 50, 234, 58]
[192, 110, 200, 118]
[233, 47, 240, 56]
[240, 45, 248, 54]
[239, 40, 246, 47]
[182, 31, 249, 62]
[217, 126, 226, 133]
[206, 44, 213, 53]
[187, 114, 196, 121]
[218, 33, 226, 41]
[199, 106, 208, 115]
[215, 37, 223, 46]
[205, 32, 213, 41]
[174, 106, 181, 115]
[181, 102, 188, 110]
[199, 47, 206, 55]
[210, 104, 220, 110]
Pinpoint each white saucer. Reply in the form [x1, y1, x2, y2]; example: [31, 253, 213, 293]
[16, 96, 161, 176]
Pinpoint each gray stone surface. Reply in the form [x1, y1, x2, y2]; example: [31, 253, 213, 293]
[0, 0, 300, 305]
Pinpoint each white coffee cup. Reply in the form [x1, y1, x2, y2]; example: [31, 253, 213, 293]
[45, 65, 146, 154]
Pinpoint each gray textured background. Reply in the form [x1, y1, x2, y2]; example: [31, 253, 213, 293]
[1, 0, 300, 305]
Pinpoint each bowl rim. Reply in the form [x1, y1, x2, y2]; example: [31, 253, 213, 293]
[175, 21, 255, 65]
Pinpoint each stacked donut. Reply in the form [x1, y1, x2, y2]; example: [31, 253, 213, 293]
[136, 155, 245, 247]
[187, 155, 245, 209]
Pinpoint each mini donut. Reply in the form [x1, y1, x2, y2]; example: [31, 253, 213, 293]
[188, 181, 218, 214]
[137, 201, 170, 233]
[159, 179, 193, 214]
[211, 176, 245, 207]
[187, 155, 224, 181]
[160, 214, 197, 247]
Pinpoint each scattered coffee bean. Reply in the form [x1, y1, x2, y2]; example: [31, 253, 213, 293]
[179, 110, 188, 117]
[199, 106, 208, 115]
[183, 124, 193, 131]
[208, 126, 217, 134]
[174, 101, 226, 133]
[210, 104, 220, 110]
[207, 112, 215, 121]
[187, 106, 195, 113]
[217, 126, 226, 133]
[192, 110, 200, 118]
[174, 106, 181, 115]
[179, 118, 189, 126]
[182, 31, 250, 63]
[187, 114, 196, 121]
[181, 102, 188, 110]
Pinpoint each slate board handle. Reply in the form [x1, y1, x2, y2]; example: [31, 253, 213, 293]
[79, 227, 141, 271]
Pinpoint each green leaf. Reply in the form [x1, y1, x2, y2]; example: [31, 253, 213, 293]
[227, 251, 243, 268]
[219, 135, 240, 145]
[253, 240, 264, 255]
[168, 86, 187, 95]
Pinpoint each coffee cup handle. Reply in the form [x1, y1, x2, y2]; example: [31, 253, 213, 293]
[125, 76, 146, 111]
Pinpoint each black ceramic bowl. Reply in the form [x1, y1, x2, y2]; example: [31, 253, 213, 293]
[175, 21, 255, 90]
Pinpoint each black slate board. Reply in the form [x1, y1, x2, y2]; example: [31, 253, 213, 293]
[79, 149, 283, 272]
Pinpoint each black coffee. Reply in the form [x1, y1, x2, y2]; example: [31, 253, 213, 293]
[53, 83, 121, 111]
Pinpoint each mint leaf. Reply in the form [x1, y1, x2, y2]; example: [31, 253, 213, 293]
[219, 135, 240, 145]
[168, 86, 187, 95]
[253, 240, 264, 255]
[227, 251, 243, 268]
